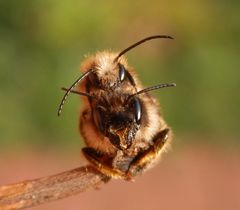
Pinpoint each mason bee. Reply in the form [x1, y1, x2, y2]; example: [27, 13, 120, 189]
[58, 35, 176, 180]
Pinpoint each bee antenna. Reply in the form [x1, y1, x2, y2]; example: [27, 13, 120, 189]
[61, 87, 93, 98]
[114, 35, 174, 62]
[57, 69, 94, 116]
[127, 83, 176, 102]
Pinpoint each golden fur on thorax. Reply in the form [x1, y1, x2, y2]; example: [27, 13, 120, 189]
[79, 51, 141, 92]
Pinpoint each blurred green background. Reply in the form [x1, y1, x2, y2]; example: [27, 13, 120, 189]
[0, 0, 239, 151]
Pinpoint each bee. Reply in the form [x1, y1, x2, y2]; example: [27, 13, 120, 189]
[58, 35, 176, 180]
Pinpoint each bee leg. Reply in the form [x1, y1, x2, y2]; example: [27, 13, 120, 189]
[127, 128, 171, 179]
[82, 147, 127, 179]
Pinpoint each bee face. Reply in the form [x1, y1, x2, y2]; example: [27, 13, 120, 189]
[92, 92, 142, 150]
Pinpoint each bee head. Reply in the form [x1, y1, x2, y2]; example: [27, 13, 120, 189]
[92, 83, 176, 150]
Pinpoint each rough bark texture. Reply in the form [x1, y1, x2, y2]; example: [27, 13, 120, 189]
[0, 165, 110, 210]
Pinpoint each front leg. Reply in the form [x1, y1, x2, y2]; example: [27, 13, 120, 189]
[82, 147, 128, 179]
[127, 128, 171, 178]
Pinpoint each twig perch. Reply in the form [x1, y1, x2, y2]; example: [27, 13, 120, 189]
[0, 165, 110, 210]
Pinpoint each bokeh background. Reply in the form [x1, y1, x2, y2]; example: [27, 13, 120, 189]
[0, 0, 239, 210]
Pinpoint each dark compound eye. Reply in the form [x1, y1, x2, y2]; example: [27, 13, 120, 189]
[132, 98, 142, 124]
[88, 72, 100, 88]
[118, 64, 126, 82]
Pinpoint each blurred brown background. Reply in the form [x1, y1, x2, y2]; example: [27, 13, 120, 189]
[0, 0, 239, 209]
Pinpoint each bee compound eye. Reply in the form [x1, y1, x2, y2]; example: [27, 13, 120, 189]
[133, 98, 142, 124]
[88, 72, 100, 87]
[118, 64, 126, 82]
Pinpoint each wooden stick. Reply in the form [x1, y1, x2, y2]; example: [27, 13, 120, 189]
[0, 165, 110, 210]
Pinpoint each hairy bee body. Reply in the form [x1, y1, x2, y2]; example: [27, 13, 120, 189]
[78, 51, 172, 179]
[58, 35, 175, 180]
